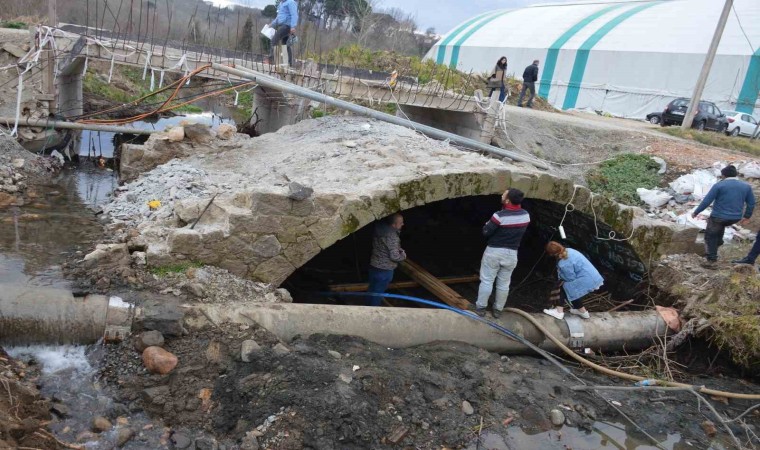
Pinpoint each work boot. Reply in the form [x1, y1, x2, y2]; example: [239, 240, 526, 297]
[474, 307, 487, 317]
[491, 309, 502, 319]
[701, 260, 718, 270]
[731, 257, 755, 265]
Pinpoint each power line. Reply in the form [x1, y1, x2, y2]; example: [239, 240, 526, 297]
[731, 2, 755, 53]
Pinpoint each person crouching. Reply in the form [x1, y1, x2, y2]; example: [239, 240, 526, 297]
[543, 241, 603, 320]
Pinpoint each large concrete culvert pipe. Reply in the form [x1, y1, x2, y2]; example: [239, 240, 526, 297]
[0, 284, 133, 345]
[190, 303, 673, 354]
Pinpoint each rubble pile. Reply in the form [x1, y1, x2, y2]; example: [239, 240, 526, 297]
[638, 161, 759, 243]
[0, 135, 62, 205]
[102, 160, 210, 226]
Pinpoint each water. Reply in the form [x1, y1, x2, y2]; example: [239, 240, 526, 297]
[0, 165, 109, 288]
[79, 112, 236, 158]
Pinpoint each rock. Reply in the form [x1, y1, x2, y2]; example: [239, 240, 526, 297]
[327, 350, 342, 360]
[142, 386, 171, 409]
[131, 251, 147, 266]
[134, 330, 165, 352]
[51, 403, 69, 418]
[83, 243, 130, 269]
[0, 192, 17, 207]
[701, 420, 717, 437]
[195, 436, 218, 450]
[11, 158, 25, 169]
[338, 372, 353, 384]
[172, 431, 192, 449]
[275, 288, 293, 303]
[241, 340, 262, 362]
[251, 235, 282, 258]
[95, 276, 111, 290]
[287, 182, 314, 201]
[139, 297, 186, 336]
[92, 416, 112, 433]
[1, 43, 26, 58]
[184, 124, 213, 143]
[272, 343, 290, 355]
[166, 127, 185, 142]
[343, 140, 357, 148]
[461, 400, 474, 416]
[386, 425, 409, 444]
[117, 427, 134, 446]
[240, 432, 260, 450]
[185, 282, 205, 298]
[216, 123, 236, 140]
[549, 409, 565, 426]
[142, 346, 179, 374]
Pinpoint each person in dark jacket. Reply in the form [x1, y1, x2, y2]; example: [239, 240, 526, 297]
[268, 0, 298, 66]
[475, 189, 530, 318]
[488, 56, 508, 102]
[692, 165, 755, 267]
[367, 213, 406, 306]
[517, 60, 539, 108]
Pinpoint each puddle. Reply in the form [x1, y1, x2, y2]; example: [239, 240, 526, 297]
[7, 345, 164, 449]
[467, 422, 731, 450]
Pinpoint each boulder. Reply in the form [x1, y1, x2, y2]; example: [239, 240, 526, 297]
[272, 343, 290, 356]
[83, 243, 130, 269]
[241, 340, 262, 362]
[134, 330, 165, 352]
[184, 124, 213, 144]
[166, 127, 184, 142]
[142, 346, 179, 375]
[216, 123, 236, 140]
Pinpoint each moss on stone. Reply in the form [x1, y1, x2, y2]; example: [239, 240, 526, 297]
[341, 213, 361, 235]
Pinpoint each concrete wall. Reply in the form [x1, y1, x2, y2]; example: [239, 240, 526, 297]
[58, 58, 85, 119]
[399, 104, 496, 144]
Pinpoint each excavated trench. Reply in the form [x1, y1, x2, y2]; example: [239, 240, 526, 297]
[284, 195, 648, 309]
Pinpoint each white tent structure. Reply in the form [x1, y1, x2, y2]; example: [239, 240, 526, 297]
[425, 0, 760, 119]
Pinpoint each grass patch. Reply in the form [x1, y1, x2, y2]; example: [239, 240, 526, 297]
[311, 108, 326, 119]
[149, 261, 203, 277]
[586, 153, 662, 205]
[1, 21, 27, 29]
[83, 73, 132, 104]
[660, 128, 760, 157]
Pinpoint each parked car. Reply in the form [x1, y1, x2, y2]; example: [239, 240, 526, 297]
[645, 112, 662, 124]
[722, 110, 759, 137]
[660, 98, 727, 132]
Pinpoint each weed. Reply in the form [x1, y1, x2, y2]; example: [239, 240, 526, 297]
[1, 21, 27, 29]
[586, 153, 662, 205]
[311, 109, 326, 119]
[149, 261, 203, 277]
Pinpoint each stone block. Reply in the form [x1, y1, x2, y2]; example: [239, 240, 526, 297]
[250, 192, 293, 215]
[251, 235, 282, 259]
[252, 255, 295, 285]
[309, 216, 345, 249]
[508, 172, 538, 196]
[283, 236, 321, 268]
[169, 228, 202, 255]
[313, 193, 346, 217]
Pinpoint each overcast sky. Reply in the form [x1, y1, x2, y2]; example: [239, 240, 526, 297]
[212, 0, 565, 34]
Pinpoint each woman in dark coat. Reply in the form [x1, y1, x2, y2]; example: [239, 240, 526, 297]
[488, 56, 508, 102]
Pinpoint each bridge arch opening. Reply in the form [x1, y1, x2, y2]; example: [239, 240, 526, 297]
[283, 194, 647, 308]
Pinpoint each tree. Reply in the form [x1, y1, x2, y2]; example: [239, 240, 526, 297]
[425, 27, 436, 37]
[262, 4, 277, 19]
[240, 15, 254, 52]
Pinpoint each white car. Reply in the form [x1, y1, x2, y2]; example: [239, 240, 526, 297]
[723, 110, 759, 137]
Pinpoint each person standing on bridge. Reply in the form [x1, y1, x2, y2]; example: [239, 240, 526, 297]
[488, 56, 508, 102]
[268, 0, 299, 66]
[517, 60, 539, 108]
[543, 241, 603, 321]
[475, 189, 530, 319]
[367, 213, 407, 307]
[692, 165, 755, 268]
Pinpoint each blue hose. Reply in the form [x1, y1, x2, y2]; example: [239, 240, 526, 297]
[318, 291, 572, 375]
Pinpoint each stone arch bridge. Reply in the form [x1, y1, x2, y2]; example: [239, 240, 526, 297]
[124, 117, 697, 286]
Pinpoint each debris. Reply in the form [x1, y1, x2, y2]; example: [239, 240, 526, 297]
[462, 400, 475, 415]
[352, 365, 360, 372]
[669, 169, 717, 200]
[142, 346, 179, 374]
[287, 181, 314, 201]
[272, 343, 290, 355]
[701, 420, 717, 438]
[338, 372, 353, 384]
[327, 350, 342, 359]
[117, 427, 135, 446]
[343, 140, 357, 148]
[386, 425, 410, 444]
[165, 126, 185, 142]
[92, 416, 112, 433]
[148, 199, 161, 210]
[217, 123, 236, 140]
[637, 188, 671, 208]
[241, 339, 262, 362]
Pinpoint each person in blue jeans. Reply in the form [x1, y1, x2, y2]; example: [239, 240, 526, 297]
[692, 165, 755, 268]
[475, 189, 530, 319]
[732, 229, 760, 267]
[488, 56, 508, 102]
[268, 0, 298, 66]
[367, 213, 406, 306]
[542, 241, 604, 320]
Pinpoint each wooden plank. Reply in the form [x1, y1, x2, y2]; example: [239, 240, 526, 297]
[328, 275, 480, 293]
[397, 259, 472, 310]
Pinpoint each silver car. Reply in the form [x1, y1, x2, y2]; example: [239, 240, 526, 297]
[723, 110, 759, 137]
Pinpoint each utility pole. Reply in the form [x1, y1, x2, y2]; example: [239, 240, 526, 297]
[682, 0, 733, 130]
[42, 0, 58, 114]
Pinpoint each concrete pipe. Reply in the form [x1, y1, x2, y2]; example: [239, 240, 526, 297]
[0, 285, 133, 345]
[191, 303, 671, 353]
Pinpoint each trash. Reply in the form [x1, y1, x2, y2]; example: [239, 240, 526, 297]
[669, 169, 717, 200]
[739, 161, 760, 179]
[148, 200, 161, 210]
[637, 188, 672, 208]
[261, 24, 275, 40]
[352, 365, 360, 372]
[634, 379, 657, 387]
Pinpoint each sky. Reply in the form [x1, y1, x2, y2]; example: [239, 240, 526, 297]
[210, 0, 566, 35]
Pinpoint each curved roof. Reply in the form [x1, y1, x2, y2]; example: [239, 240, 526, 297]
[426, 0, 760, 116]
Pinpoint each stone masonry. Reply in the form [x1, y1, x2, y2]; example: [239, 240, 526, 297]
[115, 116, 698, 286]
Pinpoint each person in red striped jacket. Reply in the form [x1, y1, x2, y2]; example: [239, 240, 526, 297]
[474, 189, 530, 319]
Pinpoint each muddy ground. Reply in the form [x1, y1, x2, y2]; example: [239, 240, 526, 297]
[85, 316, 759, 450]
